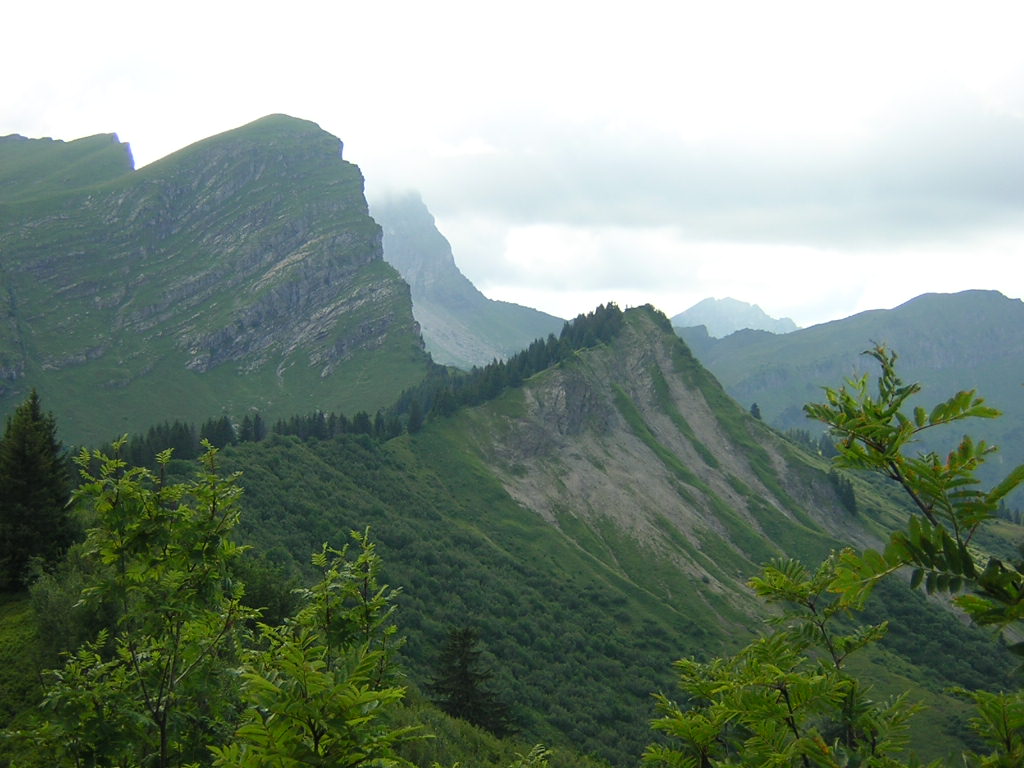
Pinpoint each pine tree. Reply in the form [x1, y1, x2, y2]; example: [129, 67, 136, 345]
[428, 627, 513, 737]
[0, 389, 72, 589]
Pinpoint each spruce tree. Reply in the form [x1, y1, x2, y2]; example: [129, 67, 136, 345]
[0, 389, 72, 589]
[428, 626, 513, 736]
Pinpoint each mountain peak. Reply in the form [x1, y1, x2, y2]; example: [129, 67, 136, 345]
[372, 191, 563, 369]
[0, 116, 427, 443]
[671, 297, 798, 338]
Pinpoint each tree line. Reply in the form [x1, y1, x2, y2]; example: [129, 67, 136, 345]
[119, 302, 630, 465]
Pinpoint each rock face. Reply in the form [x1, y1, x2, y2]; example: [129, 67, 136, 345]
[672, 297, 798, 337]
[444, 308, 877, 653]
[372, 192, 563, 369]
[0, 115, 429, 443]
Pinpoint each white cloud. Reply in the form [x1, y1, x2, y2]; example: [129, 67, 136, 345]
[4, 0, 1024, 327]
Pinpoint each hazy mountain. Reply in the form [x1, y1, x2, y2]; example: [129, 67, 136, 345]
[671, 296, 798, 337]
[678, 290, 1024, 479]
[0, 115, 431, 444]
[372, 192, 563, 369]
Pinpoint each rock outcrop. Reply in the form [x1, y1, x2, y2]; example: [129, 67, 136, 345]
[373, 191, 562, 369]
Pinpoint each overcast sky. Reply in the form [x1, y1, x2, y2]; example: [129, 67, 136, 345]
[4, 1, 1023, 327]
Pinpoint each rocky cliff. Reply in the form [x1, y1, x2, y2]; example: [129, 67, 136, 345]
[372, 191, 562, 369]
[0, 115, 430, 443]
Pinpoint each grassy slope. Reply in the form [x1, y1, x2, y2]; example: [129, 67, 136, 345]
[0, 595, 39, 726]
[0, 132, 133, 204]
[679, 291, 1024, 478]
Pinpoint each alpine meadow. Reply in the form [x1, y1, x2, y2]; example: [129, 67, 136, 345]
[1, 115, 1023, 768]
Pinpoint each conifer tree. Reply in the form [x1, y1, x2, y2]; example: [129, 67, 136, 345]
[429, 626, 513, 737]
[0, 389, 72, 589]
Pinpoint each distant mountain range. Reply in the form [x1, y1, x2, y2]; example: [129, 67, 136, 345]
[372, 192, 563, 369]
[671, 296, 798, 337]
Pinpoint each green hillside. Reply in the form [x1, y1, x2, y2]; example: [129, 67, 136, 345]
[220, 307, 1016, 764]
[679, 290, 1024, 484]
[0, 116, 432, 445]
[2, 306, 1019, 766]
[0, 132, 133, 204]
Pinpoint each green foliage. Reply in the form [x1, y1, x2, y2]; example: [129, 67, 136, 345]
[201, 415, 237, 449]
[228, 432, 687, 766]
[804, 345, 1024, 630]
[0, 596, 39, 725]
[4, 449, 423, 768]
[429, 627, 514, 737]
[11, 440, 253, 768]
[0, 389, 73, 589]
[645, 556, 933, 768]
[507, 744, 553, 768]
[211, 531, 418, 767]
[648, 345, 1024, 767]
[953, 688, 1024, 767]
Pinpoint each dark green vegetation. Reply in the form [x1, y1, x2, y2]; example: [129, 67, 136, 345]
[373, 192, 564, 369]
[428, 626, 514, 737]
[0, 116, 430, 446]
[0, 389, 73, 589]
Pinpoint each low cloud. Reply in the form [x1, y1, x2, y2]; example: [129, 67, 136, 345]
[409, 92, 1024, 252]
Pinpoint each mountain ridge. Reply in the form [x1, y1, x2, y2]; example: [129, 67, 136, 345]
[678, 289, 1024, 481]
[373, 191, 563, 368]
[0, 115, 431, 444]
[224, 305, 1005, 764]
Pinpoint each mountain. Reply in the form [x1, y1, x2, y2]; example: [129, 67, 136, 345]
[678, 290, 1024, 479]
[0, 116, 1013, 765]
[0, 115, 431, 445]
[0, 305, 1009, 765]
[225, 306, 1003, 764]
[372, 192, 563, 369]
[671, 296, 798, 337]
